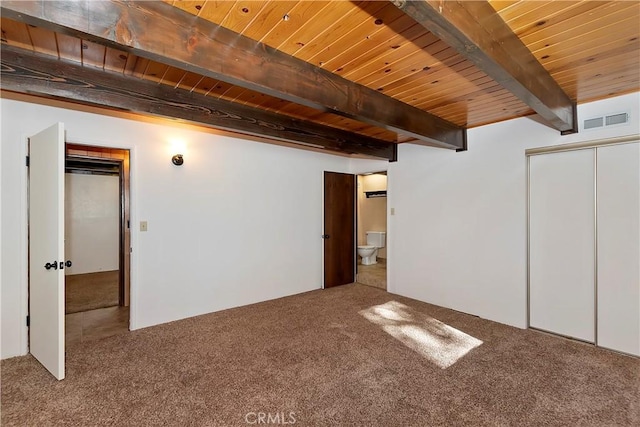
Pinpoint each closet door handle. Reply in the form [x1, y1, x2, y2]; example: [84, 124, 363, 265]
[44, 261, 58, 270]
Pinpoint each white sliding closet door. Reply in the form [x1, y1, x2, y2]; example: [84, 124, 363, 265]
[529, 149, 595, 342]
[596, 142, 640, 356]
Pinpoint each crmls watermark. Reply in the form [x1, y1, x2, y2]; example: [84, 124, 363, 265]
[244, 411, 296, 425]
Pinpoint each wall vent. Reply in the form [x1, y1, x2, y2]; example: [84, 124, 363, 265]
[605, 112, 629, 126]
[584, 117, 603, 129]
[583, 112, 630, 131]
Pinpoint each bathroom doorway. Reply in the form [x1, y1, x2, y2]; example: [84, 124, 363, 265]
[356, 172, 387, 290]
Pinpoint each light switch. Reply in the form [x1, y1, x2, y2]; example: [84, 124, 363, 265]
[140, 221, 148, 232]
[390, 208, 395, 216]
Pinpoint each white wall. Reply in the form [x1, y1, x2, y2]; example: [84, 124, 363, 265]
[1, 98, 351, 358]
[3, 93, 638, 358]
[65, 173, 120, 275]
[387, 92, 640, 328]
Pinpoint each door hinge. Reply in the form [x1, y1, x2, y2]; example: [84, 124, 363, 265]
[26, 156, 30, 167]
[26, 315, 30, 327]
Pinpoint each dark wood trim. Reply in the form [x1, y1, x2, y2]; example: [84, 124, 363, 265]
[561, 103, 579, 136]
[66, 157, 121, 176]
[390, 144, 398, 163]
[1, 45, 396, 160]
[0, 0, 465, 149]
[390, 0, 577, 134]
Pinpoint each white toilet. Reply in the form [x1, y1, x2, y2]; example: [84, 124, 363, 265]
[357, 231, 386, 265]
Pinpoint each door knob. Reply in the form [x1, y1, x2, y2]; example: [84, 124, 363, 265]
[58, 260, 73, 270]
[44, 261, 58, 270]
[322, 234, 330, 239]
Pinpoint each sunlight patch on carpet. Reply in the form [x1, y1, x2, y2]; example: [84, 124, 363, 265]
[359, 301, 483, 369]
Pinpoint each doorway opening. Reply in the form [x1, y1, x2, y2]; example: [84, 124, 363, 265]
[64, 144, 131, 347]
[355, 172, 387, 290]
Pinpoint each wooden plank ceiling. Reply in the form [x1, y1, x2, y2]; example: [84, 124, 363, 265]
[1, 1, 638, 159]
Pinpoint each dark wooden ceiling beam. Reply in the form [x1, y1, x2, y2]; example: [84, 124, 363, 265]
[0, 45, 397, 161]
[390, 0, 577, 134]
[0, 0, 466, 149]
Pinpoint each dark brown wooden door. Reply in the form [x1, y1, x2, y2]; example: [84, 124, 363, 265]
[324, 171, 356, 288]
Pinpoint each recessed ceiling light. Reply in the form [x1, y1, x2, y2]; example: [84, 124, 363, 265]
[283, 13, 290, 21]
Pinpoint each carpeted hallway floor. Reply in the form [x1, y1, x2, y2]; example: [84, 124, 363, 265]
[2, 284, 638, 426]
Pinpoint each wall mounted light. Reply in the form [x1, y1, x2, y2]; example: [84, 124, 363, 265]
[171, 154, 184, 166]
[168, 138, 187, 166]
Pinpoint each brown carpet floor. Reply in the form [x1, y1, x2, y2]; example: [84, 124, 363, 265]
[65, 271, 120, 314]
[2, 284, 638, 426]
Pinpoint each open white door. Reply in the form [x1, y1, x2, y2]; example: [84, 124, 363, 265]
[29, 123, 65, 380]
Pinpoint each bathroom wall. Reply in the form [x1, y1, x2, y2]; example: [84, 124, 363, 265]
[357, 174, 387, 259]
